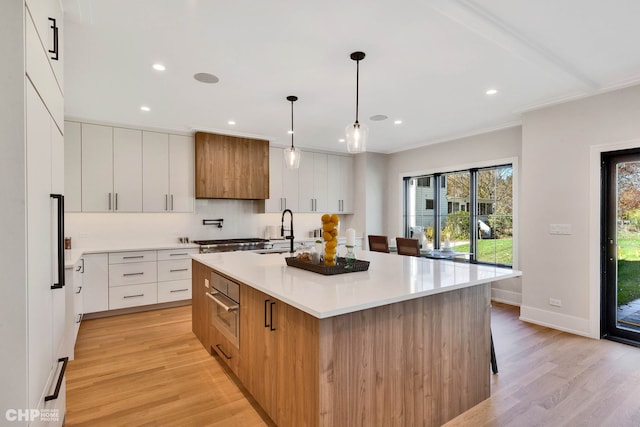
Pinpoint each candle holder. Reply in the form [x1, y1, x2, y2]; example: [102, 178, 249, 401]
[345, 245, 356, 269]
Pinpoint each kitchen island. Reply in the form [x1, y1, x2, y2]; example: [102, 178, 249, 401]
[192, 250, 521, 427]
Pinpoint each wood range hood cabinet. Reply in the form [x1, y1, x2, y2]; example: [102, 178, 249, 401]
[195, 132, 269, 200]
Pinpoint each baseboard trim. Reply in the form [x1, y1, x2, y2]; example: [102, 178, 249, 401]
[83, 300, 191, 320]
[491, 288, 521, 306]
[519, 305, 596, 338]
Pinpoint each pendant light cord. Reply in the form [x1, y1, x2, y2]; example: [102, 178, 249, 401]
[355, 59, 360, 125]
[290, 98, 295, 149]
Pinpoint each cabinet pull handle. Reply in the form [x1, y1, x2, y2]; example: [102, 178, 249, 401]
[264, 299, 270, 327]
[47, 18, 59, 61]
[206, 292, 238, 311]
[169, 253, 189, 256]
[270, 301, 276, 331]
[165, 194, 168, 211]
[50, 194, 65, 289]
[44, 357, 68, 401]
[123, 255, 144, 259]
[169, 268, 189, 272]
[124, 294, 144, 299]
[170, 288, 188, 293]
[75, 286, 82, 294]
[76, 313, 83, 323]
[108, 193, 112, 211]
[115, 193, 118, 211]
[80, 258, 85, 273]
[171, 194, 174, 211]
[123, 272, 144, 276]
[215, 344, 232, 360]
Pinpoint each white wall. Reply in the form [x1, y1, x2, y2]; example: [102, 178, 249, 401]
[385, 126, 523, 304]
[520, 84, 640, 338]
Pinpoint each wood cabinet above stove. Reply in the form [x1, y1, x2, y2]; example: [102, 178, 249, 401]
[195, 132, 269, 199]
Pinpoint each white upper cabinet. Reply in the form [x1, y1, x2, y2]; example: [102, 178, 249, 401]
[142, 132, 194, 212]
[113, 128, 142, 212]
[298, 151, 327, 213]
[168, 134, 194, 212]
[265, 146, 298, 212]
[82, 124, 113, 212]
[327, 154, 354, 214]
[64, 121, 81, 212]
[25, 0, 63, 91]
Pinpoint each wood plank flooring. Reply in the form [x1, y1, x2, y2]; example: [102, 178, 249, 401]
[66, 303, 640, 426]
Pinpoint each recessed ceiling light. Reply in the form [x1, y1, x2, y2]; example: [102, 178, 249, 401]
[338, 139, 345, 143]
[394, 120, 403, 125]
[140, 106, 150, 112]
[486, 88, 498, 95]
[370, 114, 388, 121]
[227, 120, 236, 125]
[152, 63, 166, 71]
[194, 73, 220, 84]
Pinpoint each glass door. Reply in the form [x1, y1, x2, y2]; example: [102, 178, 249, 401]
[602, 149, 640, 345]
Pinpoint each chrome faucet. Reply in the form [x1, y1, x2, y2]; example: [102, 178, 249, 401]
[281, 209, 294, 253]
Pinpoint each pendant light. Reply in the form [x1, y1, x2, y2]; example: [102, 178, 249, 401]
[284, 95, 301, 169]
[346, 51, 368, 153]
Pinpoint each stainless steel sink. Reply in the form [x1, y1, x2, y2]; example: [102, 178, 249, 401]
[255, 249, 291, 255]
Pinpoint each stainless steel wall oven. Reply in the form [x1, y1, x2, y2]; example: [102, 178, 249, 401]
[207, 271, 240, 349]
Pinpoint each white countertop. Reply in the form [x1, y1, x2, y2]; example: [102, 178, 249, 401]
[64, 243, 200, 268]
[192, 250, 522, 319]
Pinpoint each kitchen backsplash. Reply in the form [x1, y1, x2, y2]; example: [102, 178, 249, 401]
[65, 199, 355, 248]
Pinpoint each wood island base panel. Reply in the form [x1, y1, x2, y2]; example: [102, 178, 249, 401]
[192, 251, 520, 426]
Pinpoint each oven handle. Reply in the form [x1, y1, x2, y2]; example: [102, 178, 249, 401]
[206, 292, 239, 312]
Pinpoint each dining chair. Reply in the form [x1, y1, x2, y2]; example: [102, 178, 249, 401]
[368, 235, 390, 253]
[395, 237, 420, 257]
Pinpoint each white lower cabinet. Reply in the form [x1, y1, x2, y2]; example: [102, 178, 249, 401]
[81, 248, 197, 314]
[83, 253, 109, 313]
[109, 283, 157, 309]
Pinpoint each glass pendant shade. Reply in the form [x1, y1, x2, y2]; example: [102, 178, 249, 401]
[283, 145, 300, 169]
[345, 121, 368, 153]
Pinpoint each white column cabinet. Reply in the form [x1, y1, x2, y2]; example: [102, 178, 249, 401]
[143, 132, 194, 212]
[298, 151, 328, 213]
[81, 124, 113, 212]
[3, 1, 67, 424]
[341, 155, 354, 213]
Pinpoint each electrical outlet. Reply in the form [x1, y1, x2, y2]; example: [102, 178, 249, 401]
[549, 298, 562, 307]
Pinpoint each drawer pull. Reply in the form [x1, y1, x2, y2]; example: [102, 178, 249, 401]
[170, 253, 189, 256]
[170, 288, 189, 293]
[75, 286, 82, 294]
[44, 357, 68, 401]
[123, 255, 145, 260]
[76, 313, 83, 323]
[123, 294, 144, 299]
[123, 272, 144, 277]
[170, 268, 189, 272]
[215, 344, 232, 360]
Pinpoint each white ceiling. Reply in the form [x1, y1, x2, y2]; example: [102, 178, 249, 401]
[62, 0, 640, 154]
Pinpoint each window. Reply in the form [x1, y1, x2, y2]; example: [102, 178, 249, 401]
[425, 199, 434, 210]
[404, 164, 513, 266]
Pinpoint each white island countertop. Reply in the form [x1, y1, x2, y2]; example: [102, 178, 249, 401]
[193, 249, 522, 319]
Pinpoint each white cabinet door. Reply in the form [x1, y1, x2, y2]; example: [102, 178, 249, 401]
[82, 124, 113, 212]
[314, 152, 328, 213]
[83, 253, 109, 313]
[64, 121, 81, 212]
[283, 159, 299, 212]
[341, 155, 354, 213]
[327, 154, 342, 213]
[169, 134, 194, 212]
[265, 146, 284, 212]
[25, 0, 63, 91]
[298, 150, 315, 213]
[142, 131, 170, 212]
[26, 81, 54, 411]
[113, 128, 142, 212]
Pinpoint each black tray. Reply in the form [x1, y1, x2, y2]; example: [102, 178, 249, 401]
[285, 257, 370, 275]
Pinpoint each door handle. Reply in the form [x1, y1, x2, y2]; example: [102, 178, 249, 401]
[264, 299, 270, 327]
[44, 357, 68, 401]
[50, 194, 65, 289]
[47, 18, 59, 61]
[270, 301, 276, 331]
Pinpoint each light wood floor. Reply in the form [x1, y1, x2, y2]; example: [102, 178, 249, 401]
[66, 303, 640, 426]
